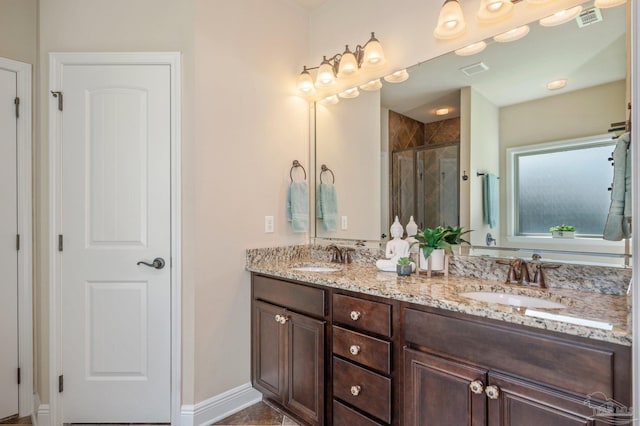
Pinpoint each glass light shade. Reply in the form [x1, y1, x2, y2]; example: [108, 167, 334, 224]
[360, 79, 383, 91]
[338, 87, 360, 99]
[454, 41, 487, 56]
[594, 0, 626, 8]
[539, 6, 583, 27]
[319, 94, 339, 105]
[362, 33, 385, 68]
[493, 25, 530, 43]
[476, 0, 514, 24]
[297, 69, 314, 94]
[435, 108, 449, 116]
[315, 57, 335, 88]
[434, 0, 467, 40]
[338, 47, 358, 78]
[546, 79, 567, 90]
[383, 69, 409, 83]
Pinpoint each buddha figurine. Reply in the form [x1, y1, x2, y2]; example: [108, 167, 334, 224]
[376, 216, 415, 272]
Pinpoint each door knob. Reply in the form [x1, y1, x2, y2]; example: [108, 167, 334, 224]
[137, 257, 166, 270]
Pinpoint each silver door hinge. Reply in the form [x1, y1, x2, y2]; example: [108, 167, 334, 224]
[58, 375, 63, 393]
[14, 97, 19, 118]
[51, 91, 63, 111]
[58, 234, 63, 252]
[17, 367, 20, 385]
[16, 234, 20, 251]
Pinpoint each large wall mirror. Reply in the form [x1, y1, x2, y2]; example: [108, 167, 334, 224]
[314, 1, 630, 266]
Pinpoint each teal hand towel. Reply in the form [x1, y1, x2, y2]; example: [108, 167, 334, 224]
[286, 181, 309, 233]
[316, 183, 338, 232]
[604, 133, 631, 240]
[483, 174, 498, 229]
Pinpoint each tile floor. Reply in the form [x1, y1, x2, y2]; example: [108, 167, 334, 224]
[0, 401, 294, 426]
[213, 401, 300, 425]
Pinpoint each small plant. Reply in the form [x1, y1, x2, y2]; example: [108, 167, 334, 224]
[442, 226, 472, 246]
[549, 224, 574, 232]
[397, 257, 411, 266]
[411, 227, 452, 260]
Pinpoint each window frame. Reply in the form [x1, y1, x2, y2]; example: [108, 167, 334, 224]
[506, 133, 616, 242]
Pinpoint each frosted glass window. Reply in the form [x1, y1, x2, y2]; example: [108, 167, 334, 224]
[515, 140, 614, 236]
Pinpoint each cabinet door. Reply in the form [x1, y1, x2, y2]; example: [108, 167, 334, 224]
[404, 348, 487, 426]
[487, 372, 603, 426]
[285, 310, 326, 426]
[253, 300, 285, 401]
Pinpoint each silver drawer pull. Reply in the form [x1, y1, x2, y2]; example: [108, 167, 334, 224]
[350, 385, 362, 396]
[349, 345, 361, 355]
[350, 310, 362, 321]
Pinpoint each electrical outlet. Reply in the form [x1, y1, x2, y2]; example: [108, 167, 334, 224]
[341, 216, 348, 230]
[264, 216, 274, 233]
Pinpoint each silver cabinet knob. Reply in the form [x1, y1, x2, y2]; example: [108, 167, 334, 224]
[350, 310, 362, 321]
[349, 345, 361, 355]
[274, 314, 287, 325]
[350, 385, 361, 396]
[485, 385, 500, 400]
[469, 380, 484, 395]
[275, 314, 282, 323]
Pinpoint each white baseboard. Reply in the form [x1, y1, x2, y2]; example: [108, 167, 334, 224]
[33, 394, 50, 426]
[180, 383, 261, 426]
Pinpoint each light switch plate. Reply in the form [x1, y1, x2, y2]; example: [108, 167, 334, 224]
[264, 216, 274, 233]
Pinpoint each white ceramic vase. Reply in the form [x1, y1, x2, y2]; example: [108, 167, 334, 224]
[419, 248, 445, 271]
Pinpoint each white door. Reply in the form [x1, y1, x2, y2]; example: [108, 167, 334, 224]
[58, 63, 171, 422]
[0, 67, 19, 420]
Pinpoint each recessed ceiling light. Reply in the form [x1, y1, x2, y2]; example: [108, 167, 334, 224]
[539, 6, 583, 27]
[547, 79, 568, 90]
[455, 41, 487, 56]
[493, 25, 530, 43]
[435, 108, 450, 116]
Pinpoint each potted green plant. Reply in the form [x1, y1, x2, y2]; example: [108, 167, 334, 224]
[549, 224, 575, 238]
[443, 226, 472, 254]
[396, 257, 412, 276]
[411, 227, 452, 271]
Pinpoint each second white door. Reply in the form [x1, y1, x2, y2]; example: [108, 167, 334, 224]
[57, 62, 172, 422]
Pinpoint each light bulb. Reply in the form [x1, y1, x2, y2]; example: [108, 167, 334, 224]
[315, 57, 335, 88]
[362, 33, 385, 68]
[338, 46, 358, 78]
[434, 0, 466, 40]
[297, 67, 314, 94]
[477, 0, 513, 24]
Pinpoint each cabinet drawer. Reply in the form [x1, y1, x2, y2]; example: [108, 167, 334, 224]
[333, 399, 384, 426]
[333, 294, 391, 337]
[404, 308, 616, 397]
[333, 326, 391, 374]
[333, 357, 391, 423]
[253, 275, 325, 318]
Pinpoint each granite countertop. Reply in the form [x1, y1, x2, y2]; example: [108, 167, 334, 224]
[247, 255, 632, 347]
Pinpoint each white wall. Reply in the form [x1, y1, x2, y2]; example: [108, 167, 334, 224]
[469, 89, 500, 246]
[315, 90, 381, 240]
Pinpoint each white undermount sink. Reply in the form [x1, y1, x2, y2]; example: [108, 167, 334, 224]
[290, 264, 343, 273]
[460, 291, 566, 309]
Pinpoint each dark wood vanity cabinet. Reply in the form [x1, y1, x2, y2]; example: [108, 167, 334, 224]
[252, 275, 327, 426]
[403, 306, 631, 426]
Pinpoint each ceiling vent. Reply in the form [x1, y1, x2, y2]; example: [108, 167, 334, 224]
[460, 62, 489, 77]
[577, 7, 603, 28]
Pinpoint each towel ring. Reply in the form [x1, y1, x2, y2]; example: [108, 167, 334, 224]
[320, 164, 335, 184]
[290, 160, 307, 182]
[477, 172, 500, 179]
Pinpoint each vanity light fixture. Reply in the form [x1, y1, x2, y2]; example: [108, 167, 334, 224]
[594, 0, 627, 8]
[493, 25, 530, 42]
[546, 79, 567, 90]
[539, 6, 583, 27]
[454, 41, 487, 56]
[360, 79, 383, 91]
[319, 94, 340, 105]
[476, 0, 514, 24]
[338, 87, 360, 99]
[383, 69, 410, 83]
[435, 108, 450, 116]
[434, 0, 467, 40]
[297, 32, 386, 94]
